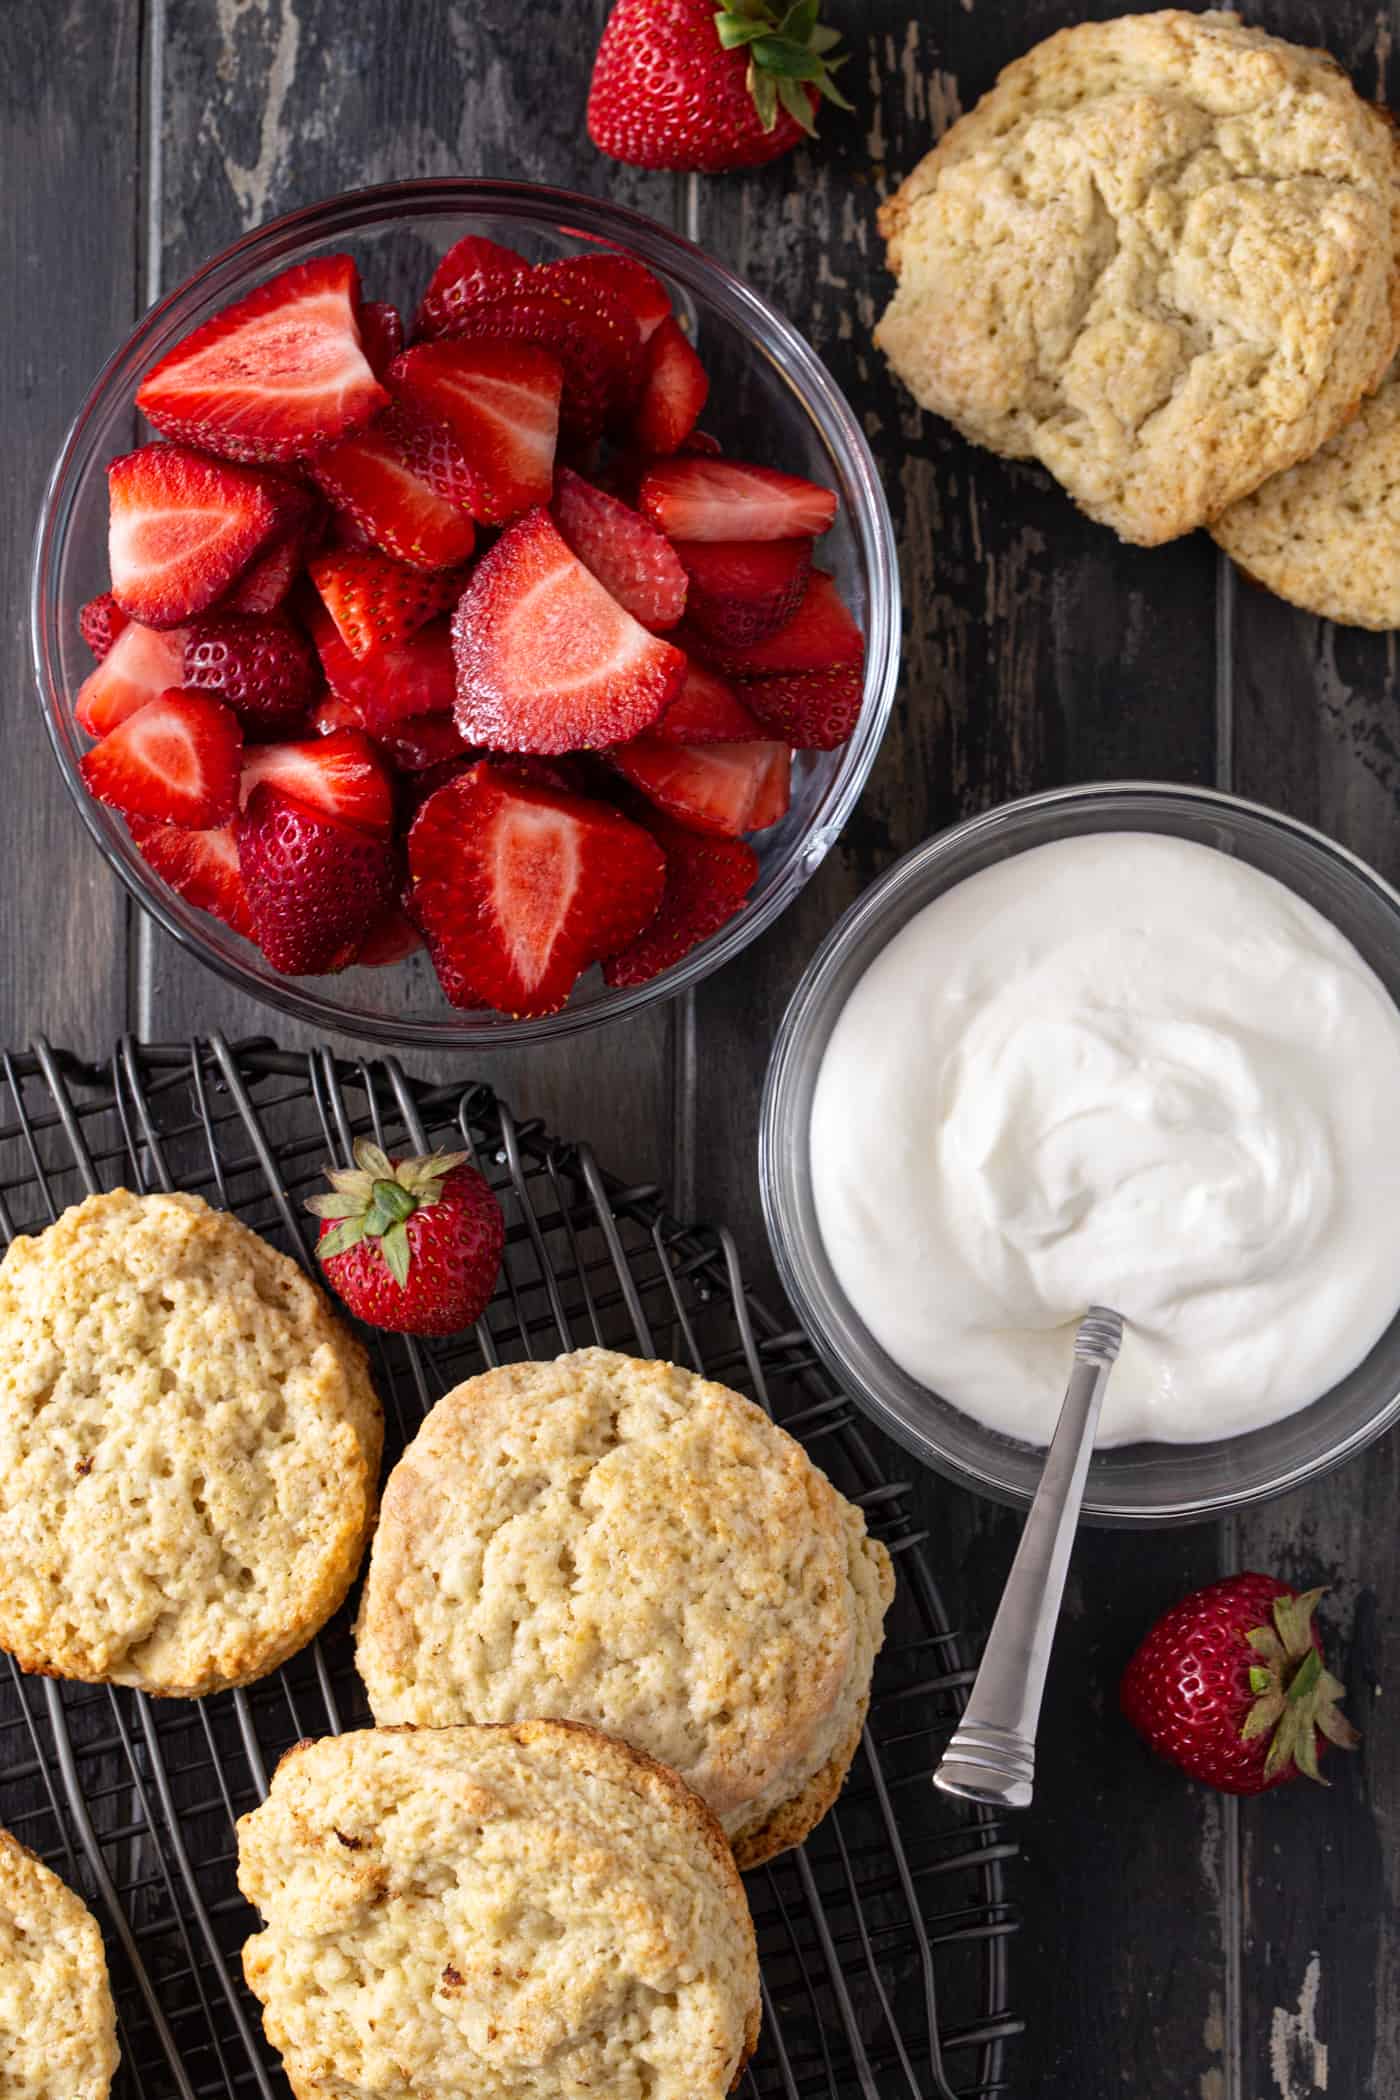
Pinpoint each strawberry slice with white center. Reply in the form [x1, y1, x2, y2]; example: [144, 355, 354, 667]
[389, 341, 563, 524]
[414, 235, 529, 339]
[80, 688, 243, 827]
[135, 255, 388, 464]
[128, 816, 255, 939]
[309, 549, 469, 659]
[631, 316, 710, 455]
[451, 508, 684, 754]
[239, 728, 395, 836]
[238, 784, 398, 975]
[552, 467, 688, 630]
[107, 444, 293, 628]
[637, 456, 838, 541]
[608, 735, 791, 838]
[673, 537, 813, 647]
[407, 760, 666, 1017]
[311, 412, 477, 570]
[422, 283, 637, 444]
[686, 568, 864, 677]
[603, 819, 758, 987]
[75, 618, 190, 736]
[652, 660, 766, 744]
[308, 605, 457, 731]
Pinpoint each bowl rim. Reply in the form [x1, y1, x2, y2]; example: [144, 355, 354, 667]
[760, 778, 1400, 1526]
[31, 176, 899, 1050]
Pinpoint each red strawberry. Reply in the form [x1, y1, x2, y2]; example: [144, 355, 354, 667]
[376, 713, 473, 772]
[414, 235, 528, 340]
[555, 252, 672, 343]
[308, 1140, 504, 1335]
[631, 317, 709, 455]
[452, 508, 684, 754]
[182, 612, 320, 731]
[389, 341, 563, 523]
[240, 729, 395, 836]
[136, 255, 388, 463]
[128, 816, 255, 939]
[311, 414, 477, 570]
[588, 0, 850, 174]
[310, 606, 457, 730]
[353, 900, 426, 968]
[603, 820, 757, 985]
[386, 405, 480, 511]
[421, 284, 637, 444]
[310, 549, 469, 659]
[75, 619, 190, 736]
[219, 528, 308, 615]
[552, 467, 688, 630]
[653, 659, 765, 743]
[238, 783, 397, 974]
[741, 662, 862, 749]
[673, 537, 812, 647]
[80, 689, 243, 828]
[638, 456, 837, 541]
[408, 761, 666, 1016]
[79, 592, 129, 661]
[357, 301, 405, 380]
[1121, 1575, 1358, 1795]
[107, 444, 291, 627]
[688, 568, 863, 676]
[609, 735, 790, 838]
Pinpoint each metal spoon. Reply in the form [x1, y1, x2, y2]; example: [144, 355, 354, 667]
[933, 1305, 1124, 1811]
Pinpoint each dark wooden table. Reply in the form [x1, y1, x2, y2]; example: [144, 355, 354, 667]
[4, 3, 1397, 2094]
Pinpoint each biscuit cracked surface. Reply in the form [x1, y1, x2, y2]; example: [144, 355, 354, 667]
[876, 10, 1400, 545]
[0, 1189, 382, 1696]
[354, 1348, 894, 1867]
[237, 1720, 761, 2100]
[0, 1829, 118, 2100]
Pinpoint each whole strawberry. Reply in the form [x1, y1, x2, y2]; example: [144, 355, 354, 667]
[1121, 1574, 1358, 1795]
[588, 0, 850, 175]
[308, 1140, 504, 1336]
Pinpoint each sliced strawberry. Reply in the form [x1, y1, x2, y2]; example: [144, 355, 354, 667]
[741, 663, 863, 750]
[136, 255, 388, 463]
[631, 317, 709, 455]
[414, 234, 528, 339]
[310, 694, 363, 737]
[673, 537, 812, 648]
[75, 619, 189, 736]
[309, 548, 468, 659]
[608, 736, 791, 839]
[426, 285, 635, 443]
[107, 444, 292, 627]
[389, 341, 562, 523]
[689, 569, 863, 676]
[239, 783, 397, 975]
[358, 301, 405, 380]
[128, 816, 255, 939]
[552, 252, 671, 343]
[378, 713, 474, 772]
[653, 660, 765, 744]
[239, 728, 395, 835]
[310, 605, 457, 729]
[638, 457, 838, 542]
[311, 413, 477, 570]
[182, 612, 320, 731]
[80, 689, 242, 828]
[407, 760, 665, 1017]
[386, 404, 480, 511]
[452, 508, 684, 754]
[531, 259, 645, 422]
[353, 897, 424, 967]
[552, 467, 688, 630]
[79, 592, 129, 662]
[603, 821, 758, 987]
[219, 529, 307, 614]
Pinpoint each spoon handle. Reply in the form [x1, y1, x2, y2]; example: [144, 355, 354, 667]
[933, 1306, 1123, 1811]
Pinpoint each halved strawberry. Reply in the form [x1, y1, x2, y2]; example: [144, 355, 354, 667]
[354, 898, 425, 967]
[182, 612, 320, 731]
[136, 255, 388, 463]
[673, 537, 812, 648]
[608, 736, 791, 838]
[358, 301, 405, 380]
[426, 284, 636, 443]
[638, 457, 837, 541]
[79, 592, 129, 661]
[309, 548, 469, 659]
[452, 508, 684, 754]
[407, 760, 666, 1016]
[310, 606, 457, 730]
[552, 252, 671, 343]
[219, 529, 307, 615]
[531, 259, 645, 421]
[80, 689, 243, 827]
[311, 413, 477, 570]
[387, 405, 479, 510]
[108, 444, 292, 627]
[377, 713, 474, 772]
[75, 619, 190, 736]
[689, 569, 863, 676]
[552, 467, 688, 630]
[631, 317, 709, 455]
[742, 663, 862, 750]
[389, 341, 562, 523]
[128, 815, 255, 939]
[414, 234, 529, 339]
[239, 783, 398, 975]
[652, 659, 766, 744]
[603, 821, 758, 986]
[239, 728, 395, 835]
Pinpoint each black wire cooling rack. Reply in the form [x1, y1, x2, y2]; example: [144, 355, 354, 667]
[0, 1035, 1021, 2100]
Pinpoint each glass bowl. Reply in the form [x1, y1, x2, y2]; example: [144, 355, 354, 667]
[31, 179, 898, 1050]
[761, 782, 1400, 1526]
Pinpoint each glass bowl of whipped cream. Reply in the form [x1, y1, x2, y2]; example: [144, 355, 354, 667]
[761, 782, 1400, 1525]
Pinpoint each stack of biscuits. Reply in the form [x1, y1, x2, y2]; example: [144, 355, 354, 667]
[876, 10, 1400, 630]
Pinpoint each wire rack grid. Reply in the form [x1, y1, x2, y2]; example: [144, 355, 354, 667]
[0, 1034, 1021, 2100]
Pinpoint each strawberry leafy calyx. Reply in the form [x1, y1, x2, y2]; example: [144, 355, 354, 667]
[713, 0, 851, 136]
[1240, 1587, 1359, 1784]
[307, 1139, 468, 1289]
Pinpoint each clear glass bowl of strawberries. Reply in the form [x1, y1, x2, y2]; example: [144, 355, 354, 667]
[32, 179, 898, 1046]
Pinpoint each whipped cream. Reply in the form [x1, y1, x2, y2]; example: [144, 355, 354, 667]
[809, 832, 1400, 1447]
